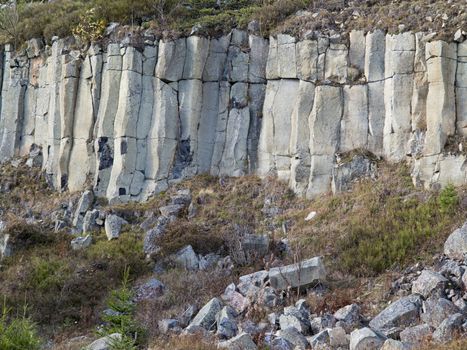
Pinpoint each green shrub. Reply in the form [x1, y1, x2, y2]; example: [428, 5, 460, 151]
[438, 184, 459, 215]
[338, 190, 461, 276]
[99, 268, 145, 349]
[0, 303, 42, 350]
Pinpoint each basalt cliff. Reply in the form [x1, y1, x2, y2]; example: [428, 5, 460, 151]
[0, 29, 466, 202]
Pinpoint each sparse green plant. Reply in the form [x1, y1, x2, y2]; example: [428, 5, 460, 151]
[99, 267, 145, 349]
[438, 184, 459, 215]
[0, 300, 42, 350]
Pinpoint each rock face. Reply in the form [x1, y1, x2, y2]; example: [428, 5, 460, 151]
[0, 31, 466, 201]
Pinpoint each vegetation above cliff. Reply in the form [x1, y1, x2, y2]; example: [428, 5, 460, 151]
[0, 0, 464, 46]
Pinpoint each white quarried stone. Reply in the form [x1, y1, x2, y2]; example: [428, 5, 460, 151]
[68, 52, 103, 192]
[349, 30, 366, 72]
[57, 53, 81, 191]
[365, 30, 386, 82]
[248, 35, 268, 83]
[247, 83, 266, 173]
[340, 84, 368, 152]
[177, 79, 203, 177]
[289, 81, 315, 196]
[258, 79, 300, 181]
[456, 42, 467, 135]
[296, 39, 318, 81]
[156, 38, 186, 82]
[307, 85, 342, 199]
[325, 43, 348, 83]
[383, 74, 413, 162]
[183, 36, 209, 80]
[367, 81, 385, 156]
[93, 44, 123, 197]
[424, 41, 457, 156]
[0, 54, 27, 163]
[266, 36, 279, 79]
[143, 79, 179, 198]
[210, 82, 231, 176]
[203, 34, 230, 81]
[196, 82, 220, 173]
[277, 34, 297, 79]
[350, 328, 384, 350]
[218, 107, 250, 177]
[106, 47, 143, 202]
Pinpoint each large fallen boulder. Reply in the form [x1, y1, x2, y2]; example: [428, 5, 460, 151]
[411, 270, 447, 299]
[218, 332, 257, 350]
[268, 257, 326, 290]
[104, 214, 128, 240]
[349, 327, 385, 350]
[444, 221, 467, 260]
[186, 297, 223, 331]
[369, 294, 422, 336]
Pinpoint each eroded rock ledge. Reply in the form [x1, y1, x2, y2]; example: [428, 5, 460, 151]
[0, 29, 466, 202]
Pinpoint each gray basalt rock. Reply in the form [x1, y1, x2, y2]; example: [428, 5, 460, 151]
[421, 297, 460, 328]
[444, 222, 467, 260]
[70, 235, 92, 251]
[399, 324, 432, 346]
[218, 332, 257, 350]
[369, 294, 422, 336]
[84, 334, 122, 350]
[104, 214, 128, 240]
[349, 327, 385, 350]
[187, 297, 223, 331]
[432, 313, 465, 343]
[276, 327, 309, 350]
[216, 306, 238, 339]
[171, 245, 199, 271]
[412, 270, 448, 299]
[334, 303, 362, 332]
[268, 257, 326, 290]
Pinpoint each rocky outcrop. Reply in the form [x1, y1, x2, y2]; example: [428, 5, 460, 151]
[0, 31, 466, 201]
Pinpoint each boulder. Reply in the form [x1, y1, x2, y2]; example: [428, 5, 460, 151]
[216, 306, 238, 339]
[84, 333, 122, 350]
[72, 190, 95, 228]
[134, 278, 165, 302]
[268, 257, 326, 290]
[83, 210, 101, 234]
[241, 234, 270, 258]
[270, 337, 294, 350]
[432, 313, 465, 343]
[70, 235, 92, 251]
[218, 332, 257, 350]
[159, 204, 184, 217]
[0, 221, 11, 260]
[421, 297, 460, 327]
[328, 326, 349, 347]
[381, 339, 410, 350]
[349, 327, 385, 350]
[310, 314, 337, 334]
[276, 327, 309, 349]
[171, 245, 199, 270]
[399, 324, 432, 346]
[221, 284, 250, 314]
[308, 329, 330, 349]
[104, 214, 128, 240]
[158, 319, 181, 334]
[444, 222, 467, 260]
[334, 303, 362, 332]
[187, 297, 223, 331]
[369, 294, 422, 336]
[412, 270, 448, 299]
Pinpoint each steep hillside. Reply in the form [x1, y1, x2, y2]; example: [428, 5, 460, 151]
[0, 156, 467, 349]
